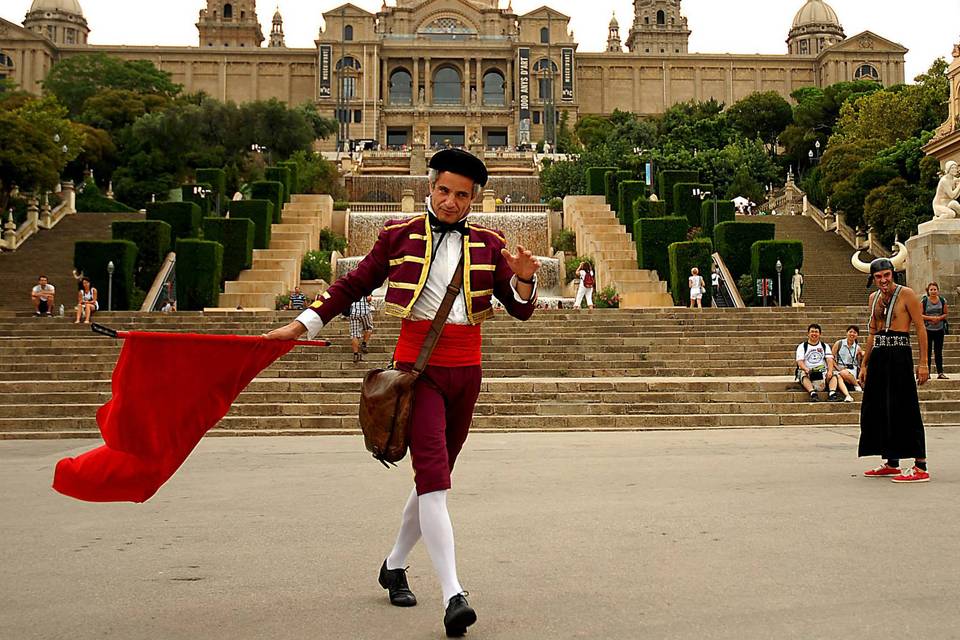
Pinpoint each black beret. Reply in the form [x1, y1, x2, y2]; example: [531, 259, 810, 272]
[429, 149, 488, 187]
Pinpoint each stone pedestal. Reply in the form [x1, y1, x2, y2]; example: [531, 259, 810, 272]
[482, 189, 496, 213]
[400, 188, 415, 213]
[906, 218, 960, 297]
[410, 145, 427, 176]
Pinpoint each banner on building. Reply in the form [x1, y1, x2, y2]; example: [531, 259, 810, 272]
[561, 48, 574, 102]
[319, 45, 332, 98]
[518, 47, 531, 145]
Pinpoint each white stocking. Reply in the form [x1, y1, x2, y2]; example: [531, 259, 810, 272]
[386, 487, 420, 570]
[418, 489, 463, 606]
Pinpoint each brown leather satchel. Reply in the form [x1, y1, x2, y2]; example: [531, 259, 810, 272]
[358, 259, 465, 466]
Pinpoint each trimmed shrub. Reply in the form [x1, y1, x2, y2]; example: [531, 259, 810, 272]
[146, 201, 202, 240]
[202, 217, 254, 282]
[658, 170, 698, 211]
[301, 250, 332, 282]
[585, 166, 617, 196]
[73, 240, 138, 310]
[751, 240, 803, 306]
[265, 166, 292, 203]
[181, 184, 213, 217]
[699, 199, 737, 238]
[548, 197, 563, 211]
[251, 181, 285, 223]
[603, 170, 618, 209]
[673, 183, 713, 228]
[635, 216, 688, 282]
[552, 228, 576, 254]
[175, 238, 223, 310]
[633, 198, 668, 219]
[334, 200, 350, 210]
[75, 179, 137, 213]
[714, 221, 775, 280]
[228, 199, 274, 249]
[278, 161, 299, 195]
[319, 228, 348, 253]
[668, 239, 714, 306]
[195, 169, 226, 201]
[111, 220, 172, 291]
[618, 180, 647, 235]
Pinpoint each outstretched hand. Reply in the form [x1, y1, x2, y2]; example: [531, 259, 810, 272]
[501, 245, 541, 281]
[262, 320, 307, 341]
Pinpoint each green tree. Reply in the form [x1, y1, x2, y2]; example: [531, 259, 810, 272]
[573, 114, 613, 148]
[296, 101, 338, 140]
[726, 91, 793, 150]
[863, 178, 933, 246]
[831, 89, 922, 147]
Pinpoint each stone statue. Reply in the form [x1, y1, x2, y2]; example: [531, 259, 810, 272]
[413, 131, 424, 145]
[418, 86, 425, 102]
[932, 160, 960, 219]
[469, 130, 480, 145]
[791, 269, 804, 306]
[470, 87, 477, 104]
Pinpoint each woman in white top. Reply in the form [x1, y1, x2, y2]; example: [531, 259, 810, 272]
[75, 277, 98, 324]
[832, 325, 864, 393]
[573, 261, 595, 309]
[688, 267, 705, 309]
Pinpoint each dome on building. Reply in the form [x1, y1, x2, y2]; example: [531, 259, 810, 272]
[791, 0, 840, 29]
[28, 0, 85, 16]
[609, 13, 619, 28]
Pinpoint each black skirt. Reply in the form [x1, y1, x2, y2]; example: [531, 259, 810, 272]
[858, 332, 925, 459]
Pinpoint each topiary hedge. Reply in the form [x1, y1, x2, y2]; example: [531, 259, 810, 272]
[585, 166, 617, 196]
[278, 161, 299, 195]
[714, 221, 775, 280]
[658, 170, 699, 211]
[672, 182, 713, 228]
[301, 250, 332, 282]
[195, 169, 227, 201]
[699, 199, 737, 239]
[751, 240, 803, 306]
[111, 220, 172, 291]
[146, 201, 202, 240]
[181, 184, 213, 217]
[228, 199, 274, 249]
[635, 216, 688, 282]
[633, 198, 668, 220]
[175, 239, 223, 310]
[668, 239, 714, 306]
[74, 240, 138, 311]
[202, 217, 254, 282]
[265, 167, 292, 204]
[251, 181, 285, 223]
[618, 180, 647, 236]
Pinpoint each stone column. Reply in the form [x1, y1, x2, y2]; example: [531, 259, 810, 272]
[464, 57, 471, 108]
[2, 211, 16, 250]
[482, 189, 496, 213]
[61, 180, 76, 214]
[26, 196, 39, 233]
[425, 58, 432, 106]
[412, 56, 420, 105]
[401, 188, 415, 213]
[39, 193, 52, 228]
[381, 56, 390, 106]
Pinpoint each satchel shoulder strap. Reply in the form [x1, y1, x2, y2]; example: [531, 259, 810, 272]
[412, 258, 465, 375]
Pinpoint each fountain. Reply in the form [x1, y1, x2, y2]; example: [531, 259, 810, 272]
[348, 175, 541, 203]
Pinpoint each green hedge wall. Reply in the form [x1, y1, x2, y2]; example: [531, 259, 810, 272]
[228, 199, 274, 249]
[585, 166, 617, 196]
[603, 170, 619, 209]
[635, 216, 689, 283]
[196, 169, 227, 206]
[175, 239, 223, 310]
[668, 239, 714, 306]
[111, 220, 172, 291]
[251, 181, 284, 223]
[751, 240, 803, 306]
[714, 221, 775, 280]
[633, 198, 668, 219]
[146, 201, 202, 240]
[699, 200, 737, 238]
[181, 184, 213, 217]
[265, 167, 292, 204]
[618, 180, 647, 234]
[202, 217, 254, 282]
[658, 170, 698, 211]
[278, 161, 299, 195]
[73, 240, 138, 311]
[672, 183, 713, 228]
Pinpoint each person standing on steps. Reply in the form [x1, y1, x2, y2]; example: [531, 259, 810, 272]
[347, 294, 374, 363]
[263, 149, 539, 637]
[573, 261, 595, 309]
[921, 282, 949, 380]
[852, 252, 930, 483]
[688, 267, 705, 309]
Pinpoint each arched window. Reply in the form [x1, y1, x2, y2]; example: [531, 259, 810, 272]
[656, 10, 665, 25]
[0, 52, 13, 81]
[389, 69, 412, 105]
[854, 64, 880, 82]
[644, 16, 649, 25]
[482, 70, 505, 106]
[534, 59, 558, 101]
[433, 67, 462, 105]
[540, 27, 549, 44]
[223, 3, 233, 20]
[343, 24, 354, 41]
[336, 56, 361, 71]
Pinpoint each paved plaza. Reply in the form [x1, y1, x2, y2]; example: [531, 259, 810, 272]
[3, 428, 959, 640]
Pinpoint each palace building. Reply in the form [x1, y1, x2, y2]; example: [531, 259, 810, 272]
[1, 0, 908, 149]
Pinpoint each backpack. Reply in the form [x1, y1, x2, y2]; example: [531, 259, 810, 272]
[583, 271, 595, 288]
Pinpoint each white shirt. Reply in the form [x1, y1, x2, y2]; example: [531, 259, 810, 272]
[795, 341, 832, 373]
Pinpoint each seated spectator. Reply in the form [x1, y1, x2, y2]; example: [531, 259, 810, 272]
[795, 323, 849, 402]
[289, 287, 307, 311]
[75, 277, 98, 324]
[31, 275, 56, 317]
[832, 325, 864, 393]
[160, 299, 177, 313]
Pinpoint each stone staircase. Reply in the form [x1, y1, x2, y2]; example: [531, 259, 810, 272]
[565, 196, 674, 308]
[0, 212, 144, 314]
[217, 195, 333, 310]
[763, 214, 871, 306]
[1, 307, 957, 439]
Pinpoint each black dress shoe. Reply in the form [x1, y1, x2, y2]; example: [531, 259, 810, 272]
[378, 560, 417, 607]
[443, 593, 477, 637]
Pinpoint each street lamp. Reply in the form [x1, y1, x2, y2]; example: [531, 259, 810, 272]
[775, 259, 783, 307]
[693, 188, 717, 230]
[107, 260, 115, 311]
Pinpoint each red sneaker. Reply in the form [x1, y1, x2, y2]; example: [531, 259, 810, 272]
[891, 466, 930, 483]
[863, 465, 901, 477]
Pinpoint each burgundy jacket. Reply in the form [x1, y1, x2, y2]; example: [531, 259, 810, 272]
[306, 214, 536, 326]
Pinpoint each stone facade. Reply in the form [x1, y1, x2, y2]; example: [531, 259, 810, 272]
[0, 0, 907, 149]
[923, 41, 960, 168]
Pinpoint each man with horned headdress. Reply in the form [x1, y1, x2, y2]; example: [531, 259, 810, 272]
[851, 245, 930, 482]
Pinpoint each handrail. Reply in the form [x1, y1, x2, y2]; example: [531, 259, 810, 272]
[711, 252, 745, 308]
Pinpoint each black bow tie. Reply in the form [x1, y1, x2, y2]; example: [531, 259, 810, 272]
[428, 212, 468, 236]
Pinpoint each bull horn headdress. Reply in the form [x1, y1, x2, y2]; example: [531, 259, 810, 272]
[851, 241, 908, 274]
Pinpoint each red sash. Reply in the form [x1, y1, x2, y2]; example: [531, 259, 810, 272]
[393, 319, 482, 367]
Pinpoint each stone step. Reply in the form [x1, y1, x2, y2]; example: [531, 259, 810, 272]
[223, 281, 286, 295]
[217, 293, 279, 310]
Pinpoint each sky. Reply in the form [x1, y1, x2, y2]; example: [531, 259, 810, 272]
[2, 0, 956, 81]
